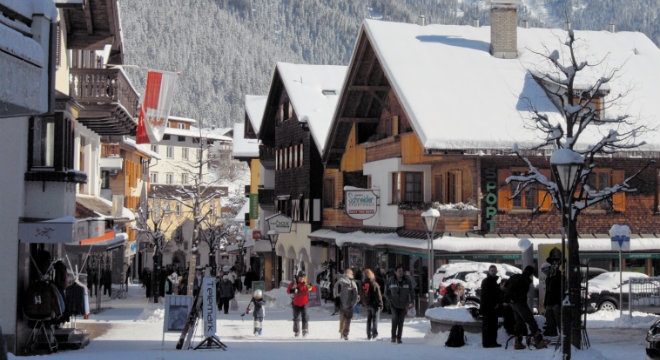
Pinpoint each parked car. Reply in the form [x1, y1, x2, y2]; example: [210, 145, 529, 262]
[586, 271, 651, 311]
[646, 318, 660, 359]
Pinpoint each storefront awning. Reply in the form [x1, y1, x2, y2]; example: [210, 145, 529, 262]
[19, 216, 80, 244]
[309, 229, 660, 257]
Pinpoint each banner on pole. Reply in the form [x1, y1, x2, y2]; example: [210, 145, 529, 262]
[143, 71, 179, 142]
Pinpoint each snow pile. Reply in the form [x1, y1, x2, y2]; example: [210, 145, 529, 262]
[425, 306, 476, 322]
[135, 307, 164, 322]
[587, 310, 659, 329]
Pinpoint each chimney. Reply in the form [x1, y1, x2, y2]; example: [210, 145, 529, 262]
[417, 15, 426, 26]
[608, 23, 616, 32]
[473, 18, 480, 27]
[490, 0, 520, 59]
[522, 19, 529, 29]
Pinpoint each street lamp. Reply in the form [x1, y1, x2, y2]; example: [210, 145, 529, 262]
[550, 148, 584, 358]
[267, 230, 279, 289]
[421, 208, 440, 303]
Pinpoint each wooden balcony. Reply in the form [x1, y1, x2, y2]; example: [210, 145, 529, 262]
[70, 68, 139, 135]
[101, 143, 120, 157]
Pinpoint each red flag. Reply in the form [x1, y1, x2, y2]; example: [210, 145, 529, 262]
[135, 105, 149, 144]
[142, 71, 179, 142]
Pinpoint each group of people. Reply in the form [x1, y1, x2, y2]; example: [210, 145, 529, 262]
[86, 266, 113, 297]
[477, 263, 555, 350]
[279, 264, 415, 344]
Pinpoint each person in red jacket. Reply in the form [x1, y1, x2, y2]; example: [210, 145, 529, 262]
[287, 270, 316, 337]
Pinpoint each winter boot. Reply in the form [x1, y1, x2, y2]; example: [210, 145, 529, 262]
[258, 328, 262, 336]
[302, 329, 308, 338]
[514, 336, 526, 350]
[532, 332, 550, 349]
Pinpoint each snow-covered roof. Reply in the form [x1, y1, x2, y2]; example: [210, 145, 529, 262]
[309, 229, 660, 253]
[276, 62, 347, 153]
[233, 200, 250, 223]
[76, 194, 135, 222]
[245, 95, 267, 135]
[232, 122, 259, 159]
[163, 126, 232, 142]
[355, 19, 660, 152]
[122, 137, 161, 160]
[168, 115, 196, 124]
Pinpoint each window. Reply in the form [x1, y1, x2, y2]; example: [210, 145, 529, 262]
[299, 143, 304, 167]
[323, 179, 335, 208]
[587, 169, 611, 210]
[182, 148, 189, 160]
[181, 173, 188, 184]
[150, 172, 158, 183]
[294, 145, 298, 167]
[433, 176, 443, 203]
[288, 146, 292, 169]
[446, 170, 463, 203]
[151, 144, 158, 153]
[178, 136, 186, 142]
[404, 172, 423, 203]
[163, 134, 171, 140]
[101, 170, 110, 189]
[28, 114, 75, 171]
[192, 137, 200, 144]
[209, 203, 215, 217]
[166, 173, 173, 184]
[392, 172, 423, 203]
[166, 146, 174, 158]
[511, 171, 537, 209]
[278, 105, 284, 123]
[178, 123, 185, 129]
[176, 203, 182, 216]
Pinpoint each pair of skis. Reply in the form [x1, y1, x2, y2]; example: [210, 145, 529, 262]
[175, 288, 227, 350]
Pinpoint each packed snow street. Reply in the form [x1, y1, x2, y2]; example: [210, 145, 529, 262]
[5, 284, 653, 360]
[5, 1, 660, 360]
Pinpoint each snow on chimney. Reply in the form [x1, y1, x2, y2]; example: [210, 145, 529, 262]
[609, 23, 616, 32]
[418, 15, 426, 26]
[490, 0, 520, 59]
[522, 19, 529, 28]
[473, 18, 480, 27]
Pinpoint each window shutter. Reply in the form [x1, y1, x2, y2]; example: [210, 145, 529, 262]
[612, 169, 626, 212]
[497, 169, 513, 211]
[538, 169, 553, 211]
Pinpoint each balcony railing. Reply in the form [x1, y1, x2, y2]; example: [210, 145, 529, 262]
[101, 144, 121, 157]
[69, 68, 139, 135]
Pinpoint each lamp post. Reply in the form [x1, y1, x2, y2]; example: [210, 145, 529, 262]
[421, 208, 440, 304]
[267, 230, 279, 290]
[550, 149, 584, 359]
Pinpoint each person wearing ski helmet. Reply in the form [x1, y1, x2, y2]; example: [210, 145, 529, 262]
[244, 289, 266, 335]
[286, 270, 316, 337]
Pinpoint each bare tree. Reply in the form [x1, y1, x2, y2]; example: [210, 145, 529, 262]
[509, 29, 652, 354]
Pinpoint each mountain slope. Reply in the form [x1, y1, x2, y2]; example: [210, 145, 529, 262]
[119, 0, 660, 128]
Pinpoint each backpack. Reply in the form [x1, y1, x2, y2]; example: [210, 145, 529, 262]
[445, 324, 466, 347]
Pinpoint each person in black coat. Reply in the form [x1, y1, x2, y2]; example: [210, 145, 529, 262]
[505, 265, 548, 350]
[480, 265, 503, 348]
[542, 261, 562, 337]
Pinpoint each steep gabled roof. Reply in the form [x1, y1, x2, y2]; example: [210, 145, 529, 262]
[324, 19, 660, 166]
[259, 62, 346, 154]
[245, 95, 267, 136]
[232, 122, 259, 159]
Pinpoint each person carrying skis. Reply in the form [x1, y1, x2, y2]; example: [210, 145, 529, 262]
[334, 269, 359, 340]
[244, 289, 266, 335]
[286, 270, 316, 337]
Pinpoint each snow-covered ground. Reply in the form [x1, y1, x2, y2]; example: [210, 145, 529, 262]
[18, 283, 655, 360]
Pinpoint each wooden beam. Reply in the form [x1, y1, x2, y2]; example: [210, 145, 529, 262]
[348, 85, 389, 92]
[83, 0, 93, 34]
[67, 32, 114, 49]
[338, 117, 379, 123]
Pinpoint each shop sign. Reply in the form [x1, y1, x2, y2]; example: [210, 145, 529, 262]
[345, 189, 378, 220]
[267, 213, 292, 233]
[483, 168, 498, 232]
[249, 194, 259, 219]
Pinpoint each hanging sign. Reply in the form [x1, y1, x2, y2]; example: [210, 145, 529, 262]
[345, 189, 379, 220]
[202, 276, 217, 337]
[267, 213, 292, 233]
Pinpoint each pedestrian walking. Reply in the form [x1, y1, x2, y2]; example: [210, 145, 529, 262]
[334, 269, 359, 340]
[217, 275, 235, 314]
[286, 271, 316, 337]
[363, 268, 383, 340]
[385, 265, 414, 344]
[480, 265, 503, 348]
